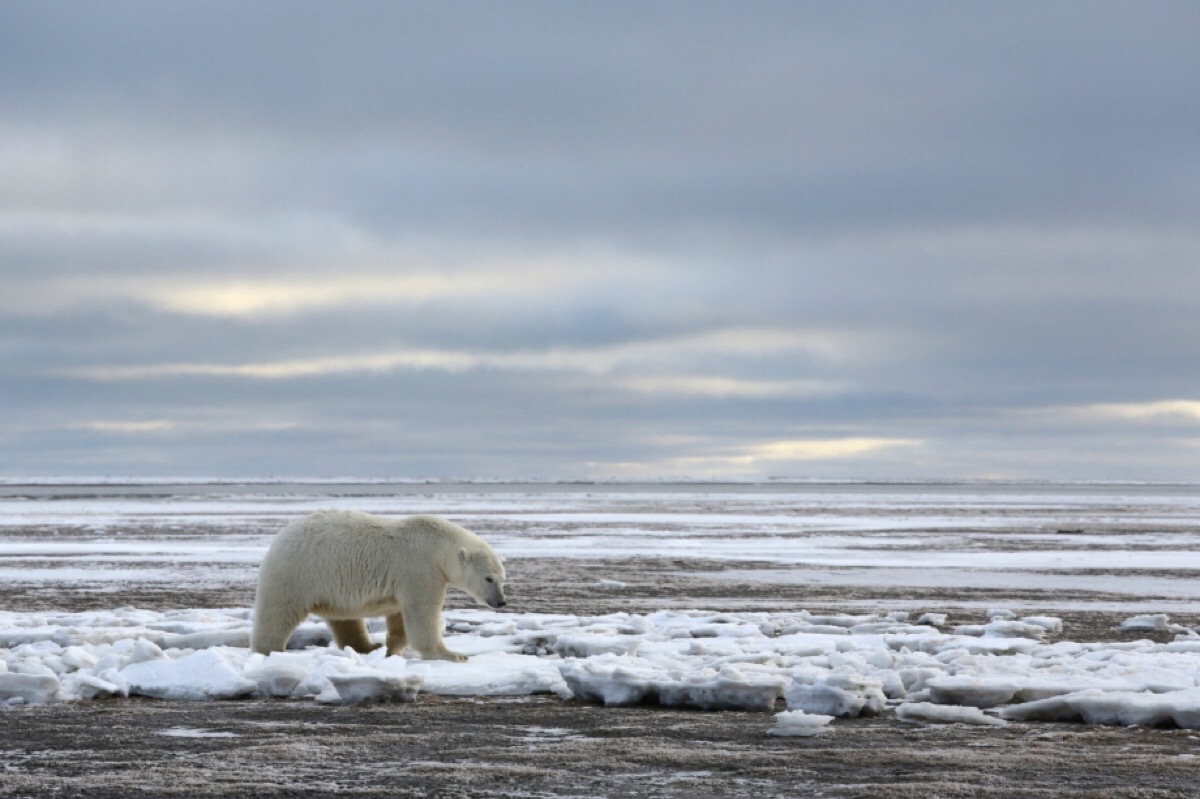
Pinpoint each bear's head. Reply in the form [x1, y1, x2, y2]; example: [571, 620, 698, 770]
[458, 546, 507, 609]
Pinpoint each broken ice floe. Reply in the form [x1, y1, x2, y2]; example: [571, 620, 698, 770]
[1000, 688, 1200, 727]
[4, 606, 1200, 732]
[785, 672, 888, 717]
[895, 701, 1007, 727]
[559, 654, 789, 711]
[1121, 613, 1172, 632]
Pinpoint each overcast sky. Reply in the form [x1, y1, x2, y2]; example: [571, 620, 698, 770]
[1, 2, 1198, 481]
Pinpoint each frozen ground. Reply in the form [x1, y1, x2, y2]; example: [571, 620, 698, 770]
[2, 480, 1200, 797]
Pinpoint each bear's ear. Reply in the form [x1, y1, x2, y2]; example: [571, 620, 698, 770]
[458, 547, 468, 566]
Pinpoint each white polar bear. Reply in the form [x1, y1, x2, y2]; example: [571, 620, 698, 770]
[251, 511, 507, 662]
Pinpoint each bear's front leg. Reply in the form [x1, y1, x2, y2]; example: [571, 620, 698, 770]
[405, 609, 467, 662]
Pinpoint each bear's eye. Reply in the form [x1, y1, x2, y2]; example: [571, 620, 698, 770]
[485, 577, 494, 583]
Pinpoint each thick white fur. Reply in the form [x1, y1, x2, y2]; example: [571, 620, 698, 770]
[251, 511, 506, 661]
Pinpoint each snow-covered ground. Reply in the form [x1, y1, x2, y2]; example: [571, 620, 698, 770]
[6, 605, 1200, 733]
[2, 481, 1200, 733]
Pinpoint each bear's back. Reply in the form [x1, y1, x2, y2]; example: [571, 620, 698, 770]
[268, 510, 470, 564]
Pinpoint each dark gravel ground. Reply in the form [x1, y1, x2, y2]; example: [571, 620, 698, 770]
[3, 695, 1200, 798]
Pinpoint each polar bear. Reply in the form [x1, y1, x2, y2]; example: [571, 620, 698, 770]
[251, 510, 506, 661]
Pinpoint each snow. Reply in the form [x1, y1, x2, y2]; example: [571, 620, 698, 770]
[2, 605, 1200, 734]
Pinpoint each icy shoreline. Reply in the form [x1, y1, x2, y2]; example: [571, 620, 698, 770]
[6, 606, 1200, 733]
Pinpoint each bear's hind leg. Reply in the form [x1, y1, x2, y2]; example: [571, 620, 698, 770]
[327, 618, 379, 653]
[385, 613, 407, 656]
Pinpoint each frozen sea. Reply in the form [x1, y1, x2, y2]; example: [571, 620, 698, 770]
[4, 479, 1200, 733]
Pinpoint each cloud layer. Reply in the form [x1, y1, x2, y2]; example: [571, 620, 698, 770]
[2, 2, 1198, 479]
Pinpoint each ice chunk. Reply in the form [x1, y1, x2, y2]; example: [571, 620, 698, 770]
[1121, 614, 1171, 632]
[851, 622, 912, 635]
[803, 614, 874, 628]
[121, 650, 257, 700]
[1001, 692, 1091, 723]
[62, 672, 124, 701]
[1021, 616, 1063, 634]
[1169, 695, 1200, 729]
[244, 663, 309, 697]
[927, 675, 1095, 709]
[955, 637, 1040, 656]
[559, 656, 786, 711]
[926, 677, 1016, 708]
[0, 627, 70, 648]
[786, 673, 887, 717]
[688, 622, 765, 639]
[129, 638, 167, 664]
[559, 656, 661, 707]
[656, 666, 789, 712]
[1001, 689, 1200, 729]
[326, 670, 421, 704]
[552, 633, 639, 658]
[953, 620, 1047, 640]
[407, 652, 571, 699]
[895, 702, 1007, 726]
[915, 613, 947, 627]
[61, 646, 99, 671]
[784, 625, 850, 636]
[0, 672, 60, 704]
[161, 630, 251, 650]
[7, 658, 58, 679]
[473, 621, 516, 638]
[769, 709, 835, 737]
[1166, 640, 1200, 653]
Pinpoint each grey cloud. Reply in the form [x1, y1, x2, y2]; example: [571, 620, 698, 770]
[5, 4, 1197, 230]
[1, 2, 1198, 480]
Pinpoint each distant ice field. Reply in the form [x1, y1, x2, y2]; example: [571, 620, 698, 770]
[1, 480, 1198, 609]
